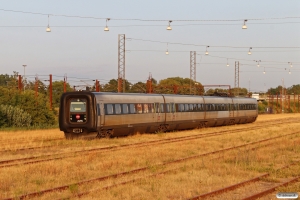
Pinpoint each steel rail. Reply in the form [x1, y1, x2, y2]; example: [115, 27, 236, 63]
[188, 162, 298, 199]
[242, 176, 300, 200]
[0, 117, 298, 153]
[3, 131, 300, 200]
[0, 120, 299, 168]
[0, 120, 297, 168]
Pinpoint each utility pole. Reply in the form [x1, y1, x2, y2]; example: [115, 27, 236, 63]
[118, 34, 125, 93]
[35, 75, 38, 104]
[235, 61, 239, 96]
[190, 51, 196, 95]
[281, 78, 284, 113]
[49, 74, 52, 110]
[146, 73, 152, 93]
[63, 74, 67, 93]
[18, 75, 22, 92]
[95, 79, 100, 92]
[22, 64, 27, 91]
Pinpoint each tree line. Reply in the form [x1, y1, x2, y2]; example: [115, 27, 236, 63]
[1, 72, 299, 128]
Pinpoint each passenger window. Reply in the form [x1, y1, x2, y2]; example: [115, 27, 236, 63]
[170, 103, 175, 113]
[206, 104, 210, 111]
[175, 104, 179, 112]
[155, 103, 160, 113]
[179, 104, 184, 112]
[129, 104, 135, 114]
[165, 103, 170, 113]
[197, 104, 201, 111]
[148, 104, 154, 113]
[136, 103, 143, 114]
[193, 104, 197, 111]
[189, 104, 193, 111]
[105, 104, 114, 115]
[160, 104, 164, 113]
[122, 104, 128, 114]
[185, 104, 189, 112]
[143, 104, 149, 113]
[115, 104, 121, 114]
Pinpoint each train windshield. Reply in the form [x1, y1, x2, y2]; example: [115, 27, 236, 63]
[70, 99, 87, 112]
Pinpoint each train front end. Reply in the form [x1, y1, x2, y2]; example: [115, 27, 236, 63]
[59, 91, 98, 139]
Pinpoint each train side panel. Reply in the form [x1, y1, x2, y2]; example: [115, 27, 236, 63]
[94, 93, 164, 136]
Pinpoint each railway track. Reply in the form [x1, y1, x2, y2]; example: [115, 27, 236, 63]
[0, 117, 298, 153]
[0, 116, 297, 149]
[1, 120, 298, 168]
[189, 163, 300, 200]
[3, 131, 300, 200]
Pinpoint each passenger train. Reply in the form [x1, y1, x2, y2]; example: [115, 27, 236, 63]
[59, 92, 258, 139]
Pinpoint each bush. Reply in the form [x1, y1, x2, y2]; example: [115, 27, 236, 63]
[0, 104, 32, 127]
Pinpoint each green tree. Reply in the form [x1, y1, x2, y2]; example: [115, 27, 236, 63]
[102, 79, 132, 92]
[267, 86, 283, 95]
[231, 87, 248, 96]
[287, 84, 300, 95]
[155, 77, 203, 95]
[129, 82, 147, 93]
[0, 86, 56, 127]
[51, 81, 73, 107]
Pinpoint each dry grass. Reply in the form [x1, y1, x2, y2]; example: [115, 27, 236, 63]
[0, 113, 300, 199]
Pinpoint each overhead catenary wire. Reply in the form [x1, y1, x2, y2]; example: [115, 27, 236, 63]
[1, 21, 300, 28]
[1, 8, 300, 22]
[127, 38, 300, 49]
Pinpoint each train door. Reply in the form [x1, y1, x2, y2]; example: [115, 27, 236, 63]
[165, 102, 175, 124]
[229, 98, 234, 118]
[97, 101, 105, 127]
[155, 102, 163, 124]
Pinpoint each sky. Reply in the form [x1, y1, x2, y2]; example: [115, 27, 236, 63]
[0, 0, 300, 92]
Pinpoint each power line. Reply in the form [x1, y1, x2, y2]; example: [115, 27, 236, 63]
[1, 8, 300, 22]
[1, 21, 300, 28]
[127, 38, 300, 49]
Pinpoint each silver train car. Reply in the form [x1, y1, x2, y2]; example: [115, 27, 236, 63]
[59, 92, 258, 139]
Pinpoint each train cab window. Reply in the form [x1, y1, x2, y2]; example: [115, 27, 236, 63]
[160, 104, 164, 113]
[129, 104, 135, 114]
[115, 104, 121, 114]
[70, 99, 87, 112]
[105, 104, 114, 115]
[122, 104, 128, 114]
[135, 104, 143, 114]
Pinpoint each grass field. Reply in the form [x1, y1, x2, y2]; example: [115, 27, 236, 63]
[0, 113, 299, 199]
